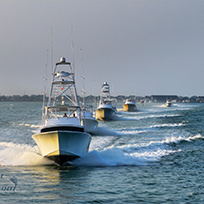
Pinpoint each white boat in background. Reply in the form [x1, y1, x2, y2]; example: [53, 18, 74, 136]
[166, 100, 172, 107]
[95, 82, 117, 121]
[81, 104, 98, 133]
[123, 99, 137, 112]
[32, 57, 91, 165]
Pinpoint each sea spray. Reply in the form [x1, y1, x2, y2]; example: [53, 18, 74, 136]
[70, 149, 149, 167]
[0, 142, 53, 166]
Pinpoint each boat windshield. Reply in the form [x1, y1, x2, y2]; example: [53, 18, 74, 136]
[45, 105, 80, 119]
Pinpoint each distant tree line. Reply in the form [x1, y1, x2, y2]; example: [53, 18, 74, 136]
[0, 94, 204, 103]
[0, 95, 44, 102]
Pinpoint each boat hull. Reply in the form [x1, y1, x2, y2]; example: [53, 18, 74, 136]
[82, 118, 98, 133]
[166, 103, 172, 107]
[123, 104, 137, 112]
[32, 130, 91, 165]
[95, 108, 115, 121]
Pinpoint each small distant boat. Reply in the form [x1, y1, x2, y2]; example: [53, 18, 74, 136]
[95, 82, 117, 121]
[32, 57, 91, 165]
[81, 104, 98, 133]
[123, 99, 137, 112]
[166, 100, 172, 107]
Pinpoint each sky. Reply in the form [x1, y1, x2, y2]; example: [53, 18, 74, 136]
[0, 0, 204, 97]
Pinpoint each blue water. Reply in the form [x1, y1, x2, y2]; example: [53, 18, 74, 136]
[0, 102, 204, 203]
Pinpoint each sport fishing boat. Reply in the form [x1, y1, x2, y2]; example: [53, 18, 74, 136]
[123, 98, 137, 112]
[166, 100, 172, 107]
[81, 104, 98, 133]
[32, 57, 91, 165]
[95, 82, 117, 120]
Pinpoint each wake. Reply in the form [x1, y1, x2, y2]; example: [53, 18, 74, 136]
[69, 134, 203, 167]
[0, 134, 202, 167]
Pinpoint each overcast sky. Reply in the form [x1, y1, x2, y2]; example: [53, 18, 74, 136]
[0, 0, 204, 97]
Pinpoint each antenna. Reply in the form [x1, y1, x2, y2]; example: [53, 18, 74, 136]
[71, 40, 75, 76]
[80, 48, 86, 94]
[70, 25, 76, 77]
[50, 27, 54, 73]
[42, 48, 49, 124]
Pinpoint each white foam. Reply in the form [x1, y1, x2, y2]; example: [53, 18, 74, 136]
[149, 123, 185, 128]
[70, 139, 176, 167]
[71, 133, 203, 167]
[186, 134, 203, 141]
[89, 136, 116, 151]
[120, 129, 148, 135]
[19, 123, 41, 128]
[0, 142, 54, 166]
[119, 122, 185, 135]
[124, 113, 181, 121]
[70, 148, 149, 167]
[163, 134, 203, 144]
[130, 149, 175, 161]
[0, 142, 38, 152]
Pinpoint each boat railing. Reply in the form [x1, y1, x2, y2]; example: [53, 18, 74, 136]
[52, 81, 74, 85]
[56, 61, 71, 66]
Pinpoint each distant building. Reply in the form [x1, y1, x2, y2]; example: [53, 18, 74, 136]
[195, 96, 204, 103]
[150, 95, 179, 102]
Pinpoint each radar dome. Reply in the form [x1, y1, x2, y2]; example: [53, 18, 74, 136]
[60, 57, 66, 63]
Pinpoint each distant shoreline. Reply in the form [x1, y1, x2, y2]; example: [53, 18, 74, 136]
[0, 94, 204, 103]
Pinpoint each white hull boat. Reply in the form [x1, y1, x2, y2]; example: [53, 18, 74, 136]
[123, 99, 137, 112]
[32, 57, 91, 165]
[33, 130, 90, 165]
[96, 82, 117, 121]
[96, 103, 116, 121]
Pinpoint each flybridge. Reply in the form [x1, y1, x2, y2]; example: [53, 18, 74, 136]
[102, 82, 109, 93]
[56, 61, 71, 66]
[47, 57, 79, 110]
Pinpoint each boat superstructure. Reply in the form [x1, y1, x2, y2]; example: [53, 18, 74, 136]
[95, 82, 117, 120]
[123, 98, 137, 112]
[32, 57, 91, 165]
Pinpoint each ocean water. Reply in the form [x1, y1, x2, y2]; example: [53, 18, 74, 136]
[0, 102, 204, 203]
